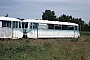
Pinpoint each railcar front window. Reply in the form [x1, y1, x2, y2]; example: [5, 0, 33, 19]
[2, 20, 11, 28]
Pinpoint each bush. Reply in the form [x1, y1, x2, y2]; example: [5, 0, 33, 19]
[25, 40, 30, 42]
[80, 31, 90, 36]
[70, 38, 78, 42]
[12, 45, 40, 54]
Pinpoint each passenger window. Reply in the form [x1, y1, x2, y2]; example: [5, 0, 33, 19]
[30, 23, 33, 29]
[48, 24, 54, 29]
[75, 26, 77, 30]
[25, 22, 28, 28]
[68, 25, 74, 30]
[38, 23, 47, 29]
[55, 24, 61, 30]
[62, 25, 68, 30]
[13, 21, 15, 28]
[19, 22, 21, 28]
[16, 21, 18, 28]
[2, 21, 11, 28]
[33, 23, 38, 29]
[13, 21, 18, 28]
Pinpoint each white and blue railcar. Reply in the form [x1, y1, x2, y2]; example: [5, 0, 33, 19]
[22, 19, 80, 38]
[0, 16, 23, 39]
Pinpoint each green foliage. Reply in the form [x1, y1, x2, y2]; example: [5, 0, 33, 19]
[42, 10, 57, 21]
[12, 45, 40, 54]
[80, 31, 90, 36]
[70, 38, 78, 42]
[43, 41, 52, 49]
[0, 37, 90, 60]
[25, 39, 30, 42]
[0, 45, 4, 56]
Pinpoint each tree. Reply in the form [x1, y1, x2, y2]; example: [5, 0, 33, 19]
[83, 23, 89, 31]
[58, 14, 73, 22]
[58, 14, 86, 31]
[42, 10, 57, 21]
[89, 21, 90, 26]
[88, 21, 90, 31]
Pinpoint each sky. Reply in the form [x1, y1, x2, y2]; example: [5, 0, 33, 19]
[0, 0, 90, 23]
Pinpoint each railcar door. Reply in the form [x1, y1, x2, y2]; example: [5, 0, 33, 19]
[33, 23, 38, 38]
[12, 21, 18, 39]
[74, 26, 79, 38]
[23, 22, 28, 38]
[29, 23, 38, 38]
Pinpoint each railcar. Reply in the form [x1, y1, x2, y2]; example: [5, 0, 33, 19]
[0, 16, 23, 39]
[22, 19, 80, 38]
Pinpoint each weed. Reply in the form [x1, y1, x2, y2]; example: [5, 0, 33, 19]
[70, 38, 78, 42]
[43, 41, 52, 49]
[25, 39, 30, 43]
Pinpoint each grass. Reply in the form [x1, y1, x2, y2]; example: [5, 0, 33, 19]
[0, 32, 90, 60]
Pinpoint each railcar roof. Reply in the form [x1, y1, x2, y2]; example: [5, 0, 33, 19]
[23, 19, 79, 26]
[0, 16, 21, 21]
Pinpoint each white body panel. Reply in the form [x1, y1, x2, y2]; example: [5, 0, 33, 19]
[0, 27, 12, 38]
[0, 28, 23, 39]
[12, 29, 23, 39]
[26, 29, 79, 38]
[27, 29, 37, 38]
[38, 29, 74, 38]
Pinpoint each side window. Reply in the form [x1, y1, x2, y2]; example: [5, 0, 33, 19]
[38, 23, 47, 29]
[13, 21, 15, 28]
[30, 23, 33, 29]
[13, 21, 18, 28]
[75, 26, 77, 30]
[16, 21, 18, 28]
[30, 23, 38, 29]
[19, 22, 21, 28]
[68, 25, 74, 30]
[62, 25, 68, 30]
[55, 24, 61, 30]
[2, 21, 11, 28]
[25, 22, 28, 28]
[22, 22, 25, 28]
[48, 24, 54, 29]
[33, 23, 37, 29]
